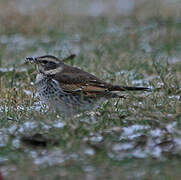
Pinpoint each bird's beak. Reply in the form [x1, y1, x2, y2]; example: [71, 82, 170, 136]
[25, 57, 38, 64]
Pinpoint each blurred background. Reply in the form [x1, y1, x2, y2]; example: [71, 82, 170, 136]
[0, 0, 180, 66]
[0, 0, 181, 179]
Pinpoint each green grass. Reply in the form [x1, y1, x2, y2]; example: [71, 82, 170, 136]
[0, 0, 181, 179]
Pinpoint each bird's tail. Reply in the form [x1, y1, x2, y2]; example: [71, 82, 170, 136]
[109, 85, 149, 91]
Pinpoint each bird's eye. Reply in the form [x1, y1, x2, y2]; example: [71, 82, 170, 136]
[42, 60, 48, 64]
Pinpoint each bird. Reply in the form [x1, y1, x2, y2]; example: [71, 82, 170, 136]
[26, 55, 149, 117]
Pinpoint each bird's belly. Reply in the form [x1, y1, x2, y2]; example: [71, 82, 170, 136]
[40, 92, 101, 117]
[50, 94, 99, 117]
[36, 78, 103, 117]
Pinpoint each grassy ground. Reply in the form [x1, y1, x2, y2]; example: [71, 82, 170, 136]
[0, 0, 181, 179]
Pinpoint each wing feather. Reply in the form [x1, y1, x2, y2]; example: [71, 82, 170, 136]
[52, 65, 111, 96]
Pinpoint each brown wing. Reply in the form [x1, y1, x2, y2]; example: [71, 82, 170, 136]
[52, 65, 120, 98]
[51, 64, 148, 97]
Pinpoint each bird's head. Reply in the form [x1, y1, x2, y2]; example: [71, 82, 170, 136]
[26, 55, 64, 75]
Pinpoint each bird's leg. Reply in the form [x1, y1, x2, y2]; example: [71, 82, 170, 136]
[115, 98, 121, 111]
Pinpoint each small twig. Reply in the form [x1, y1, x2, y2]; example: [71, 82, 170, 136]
[61, 54, 76, 62]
